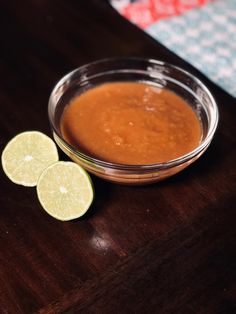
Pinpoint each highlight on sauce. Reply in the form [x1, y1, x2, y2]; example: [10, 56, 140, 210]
[60, 82, 202, 165]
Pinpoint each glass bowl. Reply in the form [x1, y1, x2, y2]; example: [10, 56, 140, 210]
[48, 58, 219, 185]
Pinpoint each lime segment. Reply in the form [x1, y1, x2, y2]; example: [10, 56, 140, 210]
[36, 161, 94, 221]
[1, 131, 59, 186]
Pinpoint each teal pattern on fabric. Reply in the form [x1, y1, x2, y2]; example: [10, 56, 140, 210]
[146, 0, 236, 97]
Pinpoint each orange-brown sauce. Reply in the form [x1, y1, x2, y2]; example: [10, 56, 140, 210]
[60, 82, 202, 165]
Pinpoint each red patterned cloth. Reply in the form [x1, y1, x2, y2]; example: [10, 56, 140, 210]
[112, 0, 213, 28]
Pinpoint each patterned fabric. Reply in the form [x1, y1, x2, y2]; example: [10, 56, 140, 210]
[147, 0, 236, 97]
[111, 0, 213, 28]
[111, 0, 236, 97]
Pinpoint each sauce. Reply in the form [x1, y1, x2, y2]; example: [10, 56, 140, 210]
[60, 82, 202, 165]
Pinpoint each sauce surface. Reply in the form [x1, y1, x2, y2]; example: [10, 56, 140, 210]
[60, 82, 202, 165]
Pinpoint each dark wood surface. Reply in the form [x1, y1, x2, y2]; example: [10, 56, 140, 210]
[0, 1, 236, 313]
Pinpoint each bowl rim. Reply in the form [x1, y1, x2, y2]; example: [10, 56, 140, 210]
[48, 57, 219, 171]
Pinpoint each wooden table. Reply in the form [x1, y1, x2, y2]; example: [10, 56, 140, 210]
[0, 1, 236, 313]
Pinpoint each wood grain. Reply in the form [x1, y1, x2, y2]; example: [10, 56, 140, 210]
[0, 1, 236, 313]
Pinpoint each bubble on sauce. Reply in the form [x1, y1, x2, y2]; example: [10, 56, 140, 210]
[113, 135, 124, 146]
[145, 106, 156, 112]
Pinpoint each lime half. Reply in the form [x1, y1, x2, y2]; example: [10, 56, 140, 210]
[1, 131, 59, 186]
[37, 161, 94, 221]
